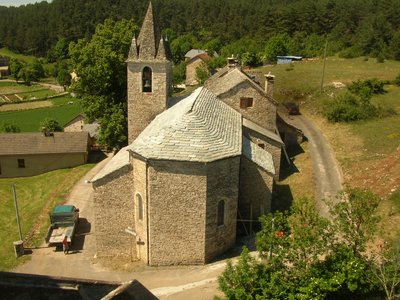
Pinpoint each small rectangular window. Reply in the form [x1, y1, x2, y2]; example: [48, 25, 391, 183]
[18, 159, 25, 168]
[258, 143, 265, 149]
[240, 97, 253, 109]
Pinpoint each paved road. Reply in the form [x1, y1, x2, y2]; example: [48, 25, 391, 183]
[290, 115, 343, 216]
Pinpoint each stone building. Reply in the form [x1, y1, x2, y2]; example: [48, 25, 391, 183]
[92, 3, 300, 266]
[185, 52, 211, 86]
[0, 132, 89, 178]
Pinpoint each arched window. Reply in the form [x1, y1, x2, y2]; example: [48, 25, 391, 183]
[142, 67, 152, 92]
[136, 193, 143, 220]
[217, 200, 225, 226]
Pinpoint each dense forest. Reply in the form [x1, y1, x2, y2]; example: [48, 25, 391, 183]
[1, 0, 400, 62]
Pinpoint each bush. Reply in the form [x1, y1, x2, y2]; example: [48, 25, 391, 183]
[338, 47, 363, 59]
[325, 91, 379, 122]
[348, 78, 385, 99]
[394, 74, 400, 86]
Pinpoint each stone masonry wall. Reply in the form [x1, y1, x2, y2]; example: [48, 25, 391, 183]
[93, 171, 135, 259]
[147, 160, 207, 265]
[243, 126, 282, 180]
[185, 57, 202, 86]
[132, 156, 149, 263]
[127, 61, 172, 143]
[204, 157, 240, 262]
[239, 156, 273, 231]
[219, 81, 277, 132]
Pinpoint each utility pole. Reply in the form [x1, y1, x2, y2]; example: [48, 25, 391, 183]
[12, 184, 23, 241]
[320, 39, 328, 92]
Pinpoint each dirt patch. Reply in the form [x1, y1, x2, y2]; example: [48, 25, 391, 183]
[0, 100, 52, 112]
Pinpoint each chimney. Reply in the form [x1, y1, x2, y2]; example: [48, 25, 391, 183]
[227, 55, 239, 68]
[264, 72, 275, 98]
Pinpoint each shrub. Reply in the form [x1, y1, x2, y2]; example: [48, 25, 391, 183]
[394, 74, 400, 86]
[348, 78, 385, 99]
[325, 91, 379, 122]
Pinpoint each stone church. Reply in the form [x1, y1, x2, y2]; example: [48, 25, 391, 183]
[91, 3, 299, 266]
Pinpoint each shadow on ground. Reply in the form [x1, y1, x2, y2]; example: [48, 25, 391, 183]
[88, 150, 107, 163]
[70, 218, 91, 253]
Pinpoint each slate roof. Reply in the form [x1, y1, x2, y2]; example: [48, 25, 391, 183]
[91, 146, 131, 185]
[205, 67, 278, 105]
[242, 136, 275, 175]
[243, 118, 283, 145]
[185, 49, 206, 59]
[128, 87, 242, 162]
[128, 2, 171, 61]
[0, 132, 89, 155]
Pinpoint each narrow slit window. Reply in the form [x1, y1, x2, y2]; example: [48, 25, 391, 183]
[136, 193, 143, 220]
[217, 200, 225, 226]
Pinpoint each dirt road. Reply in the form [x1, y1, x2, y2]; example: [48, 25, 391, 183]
[291, 115, 343, 216]
[13, 154, 225, 299]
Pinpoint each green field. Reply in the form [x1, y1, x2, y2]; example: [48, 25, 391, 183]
[0, 80, 81, 130]
[260, 56, 400, 102]
[0, 103, 82, 131]
[0, 48, 37, 64]
[0, 164, 95, 270]
[260, 56, 400, 157]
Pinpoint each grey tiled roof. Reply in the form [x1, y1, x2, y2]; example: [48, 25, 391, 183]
[91, 146, 130, 184]
[0, 132, 89, 155]
[128, 87, 242, 162]
[185, 49, 206, 59]
[243, 118, 283, 145]
[205, 67, 277, 105]
[242, 136, 275, 175]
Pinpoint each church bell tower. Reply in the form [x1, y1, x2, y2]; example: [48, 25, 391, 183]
[127, 2, 172, 143]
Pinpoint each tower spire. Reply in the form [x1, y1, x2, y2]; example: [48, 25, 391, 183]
[136, 2, 161, 60]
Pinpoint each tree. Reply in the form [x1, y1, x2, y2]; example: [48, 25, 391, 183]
[370, 239, 400, 300]
[56, 60, 71, 91]
[195, 62, 209, 85]
[264, 34, 290, 63]
[9, 58, 23, 82]
[329, 187, 381, 256]
[39, 118, 63, 132]
[69, 18, 139, 149]
[219, 188, 383, 299]
[170, 34, 198, 63]
[0, 123, 21, 133]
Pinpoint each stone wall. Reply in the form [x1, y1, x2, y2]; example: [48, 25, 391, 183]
[93, 170, 135, 259]
[219, 81, 277, 132]
[127, 61, 172, 143]
[132, 156, 149, 262]
[147, 160, 207, 265]
[243, 126, 282, 180]
[239, 156, 273, 233]
[205, 157, 240, 262]
[185, 57, 203, 86]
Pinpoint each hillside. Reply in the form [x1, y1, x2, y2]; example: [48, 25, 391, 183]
[0, 0, 399, 62]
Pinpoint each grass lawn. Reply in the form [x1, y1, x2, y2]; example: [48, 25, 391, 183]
[259, 56, 400, 102]
[0, 48, 36, 64]
[17, 89, 57, 100]
[0, 81, 43, 95]
[0, 102, 82, 130]
[0, 164, 95, 271]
